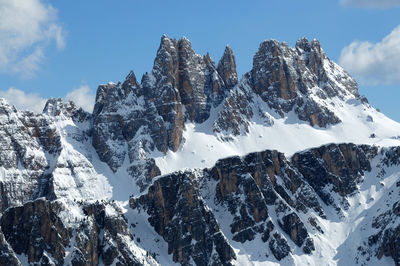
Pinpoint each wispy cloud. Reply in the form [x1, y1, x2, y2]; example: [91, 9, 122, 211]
[0, 87, 47, 113]
[0, 86, 95, 113]
[339, 25, 400, 85]
[64, 85, 95, 112]
[340, 0, 400, 8]
[0, 0, 65, 78]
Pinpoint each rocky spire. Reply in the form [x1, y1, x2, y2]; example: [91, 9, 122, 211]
[150, 35, 228, 125]
[308, 39, 325, 76]
[0, 98, 17, 115]
[152, 35, 179, 88]
[123, 70, 138, 88]
[217, 45, 238, 90]
[295, 37, 310, 52]
[43, 98, 80, 117]
[252, 39, 297, 100]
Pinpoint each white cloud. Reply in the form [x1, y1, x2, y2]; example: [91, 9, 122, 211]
[0, 0, 65, 77]
[340, 0, 400, 8]
[0, 87, 47, 113]
[339, 25, 400, 85]
[64, 85, 95, 112]
[0, 86, 95, 113]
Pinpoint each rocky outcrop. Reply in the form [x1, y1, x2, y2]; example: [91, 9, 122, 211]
[130, 146, 329, 262]
[90, 35, 370, 194]
[217, 46, 238, 90]
[74, 202, 146, 266]
[0, 35, 398, 266]
[251, 39, 344, 127]
[269, 233, 291, 261]
[128, 143, 397, 263]
[205, 149, 323, 249]
[152, 36, 232, 125]
[355, 146, 400, 266]
[213, 77, 256, 135]
[0, 99, 54, 211]
[92, 35, 238, 190]
[0, 198, 157, 266]
[213, 37, 361, 134]
[130, 171, 236, 265]
[0, 231, 21, 266]
[43, 98, 90, 122]
[0, 199, 70, 265]
[0, 97, 94, 211]
[361, 192, 400, 265]
[292, 143, 377, 207]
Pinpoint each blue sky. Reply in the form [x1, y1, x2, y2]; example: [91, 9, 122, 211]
[0, 0, 399, 120]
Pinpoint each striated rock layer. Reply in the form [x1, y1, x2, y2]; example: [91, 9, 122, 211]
[91, 35, 370, 191]
[129, 143, 400, 265]
[1, 35, 400, 265]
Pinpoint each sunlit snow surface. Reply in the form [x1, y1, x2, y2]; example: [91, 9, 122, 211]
[4, 94, 400, 265]
[154, 97, 400, 175]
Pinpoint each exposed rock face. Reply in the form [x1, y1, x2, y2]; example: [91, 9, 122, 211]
[292, 143, 377, 208]
[0, 231, 22, 266]
[74, 202, 146, 266]
[92, 35, 237, 189]
[371, 215, 400, 266]
[0, 198, 157, 266]
[92, 79, 162, 185]
[0, 99, 57, 211]
[90, 35, 368, 193]
[217, 46, 238, 90]
[0, 96, 113, 211]
[1, 35, 400, 266]
[0, 199, 70, 265]
[269, 232, 291, 261]
[213, 77, 256, 135]
[213, 37, 361, 134]
[43, 98, 90, 122]
[206, 149, 322, 249]
[128, 143, 400, 263]
[130, 171, 237, 265]
[130, 146, 340, 262]
[358, 146, 400, 266]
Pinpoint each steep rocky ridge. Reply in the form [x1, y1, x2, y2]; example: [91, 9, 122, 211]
[92, 35, 238, 190]
[1, 35, 400, 265]
[214, 38, 358, 134]
[90, 35, 400, 190]
[0, 198, 158, 265]
[128, 143, 400, 265]
[90, 35, 400, 192]
[0, 98, 91, 211]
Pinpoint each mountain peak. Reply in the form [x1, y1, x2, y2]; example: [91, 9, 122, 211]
[311, 38, 322, 50]
[295, 37, 311, 52]
[124, 70, 138, 87]
[3, 36, 400, 266]
[217, 45, 238, 89]
[0, 98, 17, 115]
[179, 36, 192, 47]
[43, 97, 84, 118]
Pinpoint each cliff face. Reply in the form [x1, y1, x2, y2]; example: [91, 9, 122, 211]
[1, 35, 400, 265]
[92, 35, 238, 190]
[91, 35, 370, 191]
[128, 143, 400, 264]
[0, 198, 157, 265]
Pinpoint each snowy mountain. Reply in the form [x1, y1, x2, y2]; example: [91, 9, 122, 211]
[1, 36, 400, 265]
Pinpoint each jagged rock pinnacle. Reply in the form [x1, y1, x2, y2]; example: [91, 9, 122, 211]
[217, 45, 238, 90]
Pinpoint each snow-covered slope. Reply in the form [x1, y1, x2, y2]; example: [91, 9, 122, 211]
[92, 36, 400, 191]
[1, 35, 400, 265]
[130, 144, 400, 265]
[154, 96, 400, 175]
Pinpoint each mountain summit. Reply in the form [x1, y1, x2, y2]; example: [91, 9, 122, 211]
[1, 36, 400, 265]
